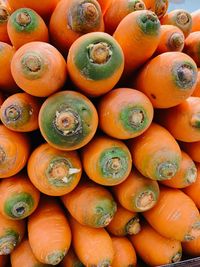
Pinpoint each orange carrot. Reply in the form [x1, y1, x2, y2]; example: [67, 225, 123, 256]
[184, 32, 200, 67]
[128, 123, 182, 181]
[49, 0, 104, 54]
[60, 247, 84, 267]
[106, 203, 141, 236]
[7, 8, 49, 49]
[111, 236, 137, 267]
[97, 0, 112, 15]
[191, 9, 200, 32]
[0, 256, 8, 267]
[11, 41, 67, 97]
[181, 141, 200, 163]
[160, 151, 197, 189]
[112, 169, 160, 212]
[192, 68, 200, 97]
[28, 143, 82, 196]
[0, 92, 41, 132]
[67, 32, 124, 97]
[98, 88, 154, 139]
[161, 9, 192, 37]
[28, 196, 71, 265]
[39, 91, 98, 151]
[182, 235, 200, 257]
[134, 52, 198, 108]
[143, 186, 200, 241]
[0, 0, 11, 43]
[0, 125, 30, 178]
[104, 0, 146, 34]
[130, 221, 182, 266]
[81, 135, 132, 186]
[113, 10, 160, 76]
[62, 181, 117, 228]
[143, 0, 168, 19]
[69, 216, 114, 267]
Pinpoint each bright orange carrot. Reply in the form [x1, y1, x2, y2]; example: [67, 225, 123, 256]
[7, 8, 49, 49]
[130, 221, 182, 266]
[0, 256, 8, 267]
[192, 68, 200, 97]
[106, 203, 141, 236]
[11, 41, 67, 97]
[98, 88, 154, 139]
[113, 10, 160, 76]
[191, 9, 200, 32]
[128, 123, 182, 181]
[184, 32, 200, 67]
[104, 0, 146, 34]
[67, 32, 124, 97]
[60, 247, 84, 267]
[143, 186, 200, 241]
[69, 216, 114, 267]
[49, 0, 104, 54]
[112, 169, 160, 212]
[0, 92, 41, 132]
[81, 135, 132, 186]
[28, 196, 71, 265]
[0, 0, 11, 43]
[97, 0, 112, 15]
[143, 0, 168, 19]
[161, 9, 192, 37]
[181, 141, 200, 163]
[182, 235, 200, 257]
[111, 236, 137, 267]
[160, 151, 197, 189]
[0, 125, 30, 178]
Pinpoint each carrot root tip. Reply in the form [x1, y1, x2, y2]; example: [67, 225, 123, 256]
[136, 191, 157, 211]
[96, 201, 117, 227]
[21, 52, 45, 79]
[190, 113, 200, 128]
[126, 216, 141, 235]
[12, 201, 29, 218]
[4, 105, 21, 121]
[15, 11, 31, 27]
[88, 42, 112, 64]
[171, 251, 182, 263]
[185, 222, 200, 241]
[169, 32, 184, 50]
[0, 7, 9, 23]
[185, 166, 197, 184]
[46, 250, 66, 265]
[0, 231, 19, 255]
[157, 161, 178, 180]
[177, 12, 190, 26]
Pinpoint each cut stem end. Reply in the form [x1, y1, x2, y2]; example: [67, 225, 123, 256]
[136, 191, 156, 211]
[169, 32, 184, 50]
[88, 42, 111, 64]
[0, 7, 9, 22]
[16, 11, 31, 26]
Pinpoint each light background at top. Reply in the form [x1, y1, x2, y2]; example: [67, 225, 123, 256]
[168, 0, 200, 12]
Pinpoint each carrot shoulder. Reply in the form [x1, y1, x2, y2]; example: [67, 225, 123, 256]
[143, 0, 168, 19]
[184, 32, 200, 67]
[191, 9, 200, 32]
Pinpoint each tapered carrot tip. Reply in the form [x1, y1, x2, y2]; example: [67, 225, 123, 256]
[169, 32, 184, 50]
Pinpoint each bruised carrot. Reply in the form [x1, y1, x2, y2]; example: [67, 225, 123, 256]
[111, 236, 137, 267]
[129, 123, 182, 181]
[181, 141, 200, 163]
[112, 169, 159, 212]
[11, 41, 67, 97]
[113, 10, 160, 76]
[0, 256, 8, 267]
[7, 8, 49, 49]
[81, 135, 132, 186]
[0, 125, 30, 178]
[0, 92, 41, 132]
[182, 235, 200, 257]
[192, 68, 200, 96]
[106, 203, 141, 236]
[143, 0, 168, 19]
[28, 196, 71, 265]
[69, 216, 114, 267]
[39, 91, 98, 151]
[184, 32, 200, 67]
[155, 25, 185, 54]
[97, 0, 112, 15]
[60, 247, 84, 267]
[104, 0, 146, 35]
[134, 52, 198, 108]
[61, 181, 117, 228]
[98, 88, 153, 140]
[143, 186, 200, 241]
[49, 0, 104, 54]
[67, 32, 124, 97]
[130, 221, 182, 266]
[0, 0, 11, 43]
[160, 151, 197, 189]
[191, 9, 200, 32]
[28, 143, 82, 196]
[0, 212, 25, 255]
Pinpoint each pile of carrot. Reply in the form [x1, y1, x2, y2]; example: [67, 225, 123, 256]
[1, 0, 200, 266]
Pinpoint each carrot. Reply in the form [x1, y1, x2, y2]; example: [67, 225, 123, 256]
[160, 151, 197, 189]
[69, 216, 114, 267]
[39, 91, 98, 151]
[182, 235, 200, 257]
[67, 32, 124, 97]
[28, 143, 82, 196]
[98, 88, 154, 140]
[0, 256, 8, 267]
[11, 41, 67, 97]
[49, 0, 104, 54]
[28, 196, 71, 265]
[143, 186, 200, 241]
[191, 9, 200, 32]
[62, 181, 117, 228]
[112, 169, 160, 212]
[111, 236, 137, 267]
[128, 123, 182, 181]
[155, 25, 185, 54]
[11, 238, 52, 267]
[181, 141, 200, 163]
[113, 10, 160, 76]
[184, 32, 200, 67]
[130, 221, 182, 266]
[81, 135, 132, 186]
[97, 0, 112, 15]
[0, 92, 41, 132]
[134, 52, 198, 108]
[104, 0, 146, 35]
[7, 8, 49, 49]
[0, 125, 30, 178]
[106, 203, 141, 236]
[192, 68, 200, 96]
[0, 92, 4, 108]
[60, 247, 84, 267]
[143, 0, 168, 19]
[0, 0, 11, 43]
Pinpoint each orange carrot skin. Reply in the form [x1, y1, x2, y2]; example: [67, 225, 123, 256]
[191, 9, 200, 32]
[28, 196, 71, 265]
[111, 236, 137, 267]
[192, 68, 200, 97]
[182, 235, 200, 257]
[143, 186, 200, 241]
[0, 0, 11, 43]
[97, 0, 112, 15]
[130, 221, 182, 266]
[60, 247, 84, 267]
[184, 32, 200, 67]
[181, 141, 200, 163]
[143, 0, 168, 19]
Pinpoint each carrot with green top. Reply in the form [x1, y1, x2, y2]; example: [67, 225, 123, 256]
[191, 9, 200, 32]
[67, 32, 124, 97]
[0, 0, 11, 43]
[192, 69, 200, 96]
[143, 0, 168, 18]
[181, 141, 200, 163]
[184, 32, 200, 67]
[60, 247, 84, 267]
